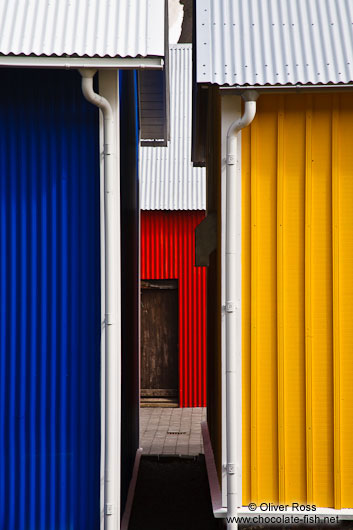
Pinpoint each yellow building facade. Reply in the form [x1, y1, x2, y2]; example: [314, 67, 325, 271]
[241, 93, 353, 508]
[193, 1, 353, 523]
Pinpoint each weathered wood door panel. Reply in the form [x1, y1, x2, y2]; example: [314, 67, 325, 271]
[141, 280, 178, 405]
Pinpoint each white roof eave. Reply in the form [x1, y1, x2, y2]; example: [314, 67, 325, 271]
[0, 55, 164, 70]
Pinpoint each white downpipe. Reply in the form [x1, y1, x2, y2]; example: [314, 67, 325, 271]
[225, 91, 258, 529]
[80, 69, 120, 530]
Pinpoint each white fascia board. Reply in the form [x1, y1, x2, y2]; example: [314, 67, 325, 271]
[220, 93, 242, 509]
[0, 55, 164, 69]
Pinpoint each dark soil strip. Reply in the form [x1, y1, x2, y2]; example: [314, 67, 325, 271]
[128, 455, 224, 530]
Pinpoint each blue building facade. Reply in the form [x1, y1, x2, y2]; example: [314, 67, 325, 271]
[0, 68, 140, 529]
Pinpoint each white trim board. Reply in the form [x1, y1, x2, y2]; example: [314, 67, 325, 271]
[0, 55, 163, 69]
[98, 70, 121, 530]
[220, 94, 242, 508]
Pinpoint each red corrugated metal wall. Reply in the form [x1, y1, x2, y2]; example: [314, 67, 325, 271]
[141, 211, 207, 407]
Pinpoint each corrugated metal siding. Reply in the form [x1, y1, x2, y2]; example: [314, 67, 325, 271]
[0, 0, 164, 58]
[196, 0, 353, 86]
[140, 45, 206, 210]
[141, 211, 207, 407]
[241, 93, 353, 508]
[0, 69, 101, 529]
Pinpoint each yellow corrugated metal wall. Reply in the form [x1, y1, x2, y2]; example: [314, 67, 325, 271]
[242, 94, 353, 509]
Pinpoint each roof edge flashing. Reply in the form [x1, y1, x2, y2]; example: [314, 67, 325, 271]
[219, 83, 353, 93]
[0, 55, 164, 70]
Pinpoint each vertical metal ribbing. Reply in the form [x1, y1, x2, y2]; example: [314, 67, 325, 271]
[276, 95, 307, 505]
[336, 94, 353, 509]
[306, 94, 334, 508]
[305, 95, 314, 505]
[277, 97, 285, 505]
[332, 94, 341, 509]
[140, 211, 207, 407]
[241, 93, 353, 509]
[0, 69, 101, 530]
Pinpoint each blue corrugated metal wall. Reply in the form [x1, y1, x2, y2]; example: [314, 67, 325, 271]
[0, 69, 101, 530]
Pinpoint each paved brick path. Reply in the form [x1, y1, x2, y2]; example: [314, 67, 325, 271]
[140, 407, 206, 455]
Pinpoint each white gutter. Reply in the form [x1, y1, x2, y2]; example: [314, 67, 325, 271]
[80, 69, 120, 530]
[225, 90, 258, 529]
[220, 84, 353, 92]
[0, 55, 163, 69]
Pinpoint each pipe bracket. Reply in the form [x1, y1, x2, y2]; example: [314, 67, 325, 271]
[105, 313, 115, 325]
[227, 463, 236, 475]
[104, 141, 113, 156]
[226, 301, 236, 313]
[227, 154, 236, 165]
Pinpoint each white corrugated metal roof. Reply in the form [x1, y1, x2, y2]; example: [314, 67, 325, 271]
[0, 0, 164, 58]
[196, 0, 353, 86]
[140, 45, 206, 210]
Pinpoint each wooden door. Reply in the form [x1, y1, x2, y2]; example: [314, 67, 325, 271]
[140, 280, 178, 406]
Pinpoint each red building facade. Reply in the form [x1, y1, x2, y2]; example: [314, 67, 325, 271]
[141, 210, 207, 407]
